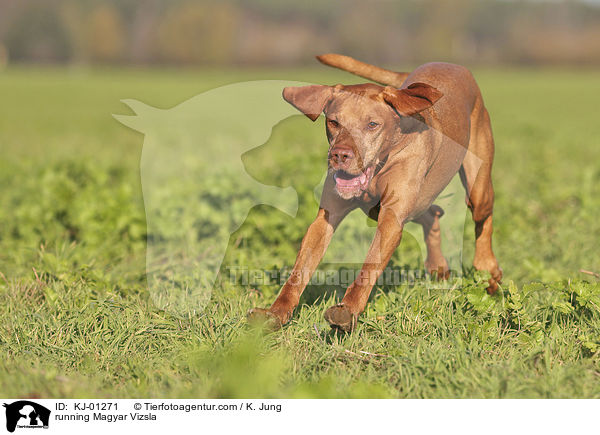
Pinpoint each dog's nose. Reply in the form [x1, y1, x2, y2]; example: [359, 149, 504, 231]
[330, 147, 354, 167]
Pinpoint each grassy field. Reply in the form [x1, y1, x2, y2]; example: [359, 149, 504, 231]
[1, 65, 599, 398]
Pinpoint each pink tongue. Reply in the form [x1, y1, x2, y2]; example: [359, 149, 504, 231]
[335, 172, 367, 188]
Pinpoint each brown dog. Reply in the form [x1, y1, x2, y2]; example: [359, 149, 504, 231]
[248, 54, 502, 332]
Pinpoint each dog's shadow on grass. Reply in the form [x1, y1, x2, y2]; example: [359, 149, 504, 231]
[299, 262, 428, 307]
[296, 262, 434, 342]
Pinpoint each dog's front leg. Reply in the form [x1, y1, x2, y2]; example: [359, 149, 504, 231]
[247, 207, 345, 330]
[324, 207, 404, 332]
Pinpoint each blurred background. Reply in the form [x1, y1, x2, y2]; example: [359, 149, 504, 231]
[2, 0, 600, 399]
[1, 0, 600, 68]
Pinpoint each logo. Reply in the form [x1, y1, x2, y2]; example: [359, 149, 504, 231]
[3, 401, 50, 433]
[115, 81, 476, 316]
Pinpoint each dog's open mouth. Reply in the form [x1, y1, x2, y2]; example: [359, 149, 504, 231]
[333, 166, 374, 197]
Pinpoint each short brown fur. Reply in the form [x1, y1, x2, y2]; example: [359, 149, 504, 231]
[248, 55, 502, 332]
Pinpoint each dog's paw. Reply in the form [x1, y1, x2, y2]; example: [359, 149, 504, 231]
[486, 267, 503, 295]
[474, 257, 503, 295]
[324, 304, 357, 333]
[246, 308, 283, 332]
[425, 256, 450, 280]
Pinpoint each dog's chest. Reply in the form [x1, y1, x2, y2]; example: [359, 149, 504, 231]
[357, 189, 380, 218]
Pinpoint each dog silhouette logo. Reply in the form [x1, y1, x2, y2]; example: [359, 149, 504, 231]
[3, 401, 50, 432]
[115, 80, 476, 317]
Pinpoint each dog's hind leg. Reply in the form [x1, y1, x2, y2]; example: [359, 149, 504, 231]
[460, 99, 502, 293]
[413, 205, 449, 279]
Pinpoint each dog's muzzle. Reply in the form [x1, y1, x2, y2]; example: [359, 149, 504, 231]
[333, 166, 374, 197]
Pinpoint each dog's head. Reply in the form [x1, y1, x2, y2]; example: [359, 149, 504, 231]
[283, 82, 443, 199]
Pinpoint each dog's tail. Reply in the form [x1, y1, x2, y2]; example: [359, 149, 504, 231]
[316, 53, 409, 88]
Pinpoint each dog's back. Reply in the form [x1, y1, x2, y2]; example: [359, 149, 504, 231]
[404, 62, 483, 146]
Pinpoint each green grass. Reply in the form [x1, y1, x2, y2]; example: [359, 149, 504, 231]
[0, 66, 599, 398]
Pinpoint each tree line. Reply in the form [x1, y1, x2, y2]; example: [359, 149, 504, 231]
[1, 0, 599, 66]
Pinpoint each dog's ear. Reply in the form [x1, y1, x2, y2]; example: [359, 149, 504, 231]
[282, 85, 332, 121]
[382, 82, 443, 117]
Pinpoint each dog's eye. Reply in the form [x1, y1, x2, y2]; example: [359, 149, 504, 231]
[327, 119, 339, 128]
[367, 121, 380, 130]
